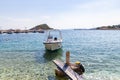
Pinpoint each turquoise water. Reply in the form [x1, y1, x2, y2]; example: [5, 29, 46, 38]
[0, 30, 120, 80]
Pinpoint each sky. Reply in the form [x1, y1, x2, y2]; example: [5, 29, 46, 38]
[0, 0, 120, 29]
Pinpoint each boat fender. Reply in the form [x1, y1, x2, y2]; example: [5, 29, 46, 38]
[75, 61, 85, 75]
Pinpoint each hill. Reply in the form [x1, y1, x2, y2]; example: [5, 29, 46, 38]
[30, 24, 53, 30]
[94, 24, 120, 30]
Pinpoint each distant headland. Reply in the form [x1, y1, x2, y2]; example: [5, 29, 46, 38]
[0, 24, 53, 34]
[30, 24, 53, 30]
[74, 24, 120, 30]
[92, 24, 120, 30]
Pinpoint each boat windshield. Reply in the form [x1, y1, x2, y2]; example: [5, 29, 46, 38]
[48, 35, 53, 39]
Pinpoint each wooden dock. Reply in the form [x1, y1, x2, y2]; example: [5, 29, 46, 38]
[53, 60, 83, 80]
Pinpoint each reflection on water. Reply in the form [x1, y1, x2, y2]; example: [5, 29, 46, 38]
[34, 49, 65, 80]
[35, 49, 63, 64]
[43, 49, 63, 61]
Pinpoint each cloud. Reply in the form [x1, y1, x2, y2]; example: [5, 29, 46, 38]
[41, 16, 51, 19]
[0, 16, 33, 29]
[74, 0, 120, 14]
[0, 16, 52, 29]
[0, 16, 33, 22]
[0, 0, 120, 29]
[46, 0, 120, 29]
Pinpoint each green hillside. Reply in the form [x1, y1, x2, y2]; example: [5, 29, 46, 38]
[30, 24, 53, 30]
[95, 24, 120, 30]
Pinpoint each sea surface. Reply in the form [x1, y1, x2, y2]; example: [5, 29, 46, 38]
[0, 30, 120, 80]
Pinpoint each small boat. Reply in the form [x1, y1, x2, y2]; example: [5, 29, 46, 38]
[43, 29, 62, 51]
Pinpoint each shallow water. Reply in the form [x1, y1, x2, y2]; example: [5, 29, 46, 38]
[0, 30, 120, 80]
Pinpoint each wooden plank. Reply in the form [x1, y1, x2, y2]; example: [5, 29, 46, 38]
[53, 60, 83, 80]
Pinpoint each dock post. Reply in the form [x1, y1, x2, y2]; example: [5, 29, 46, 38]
[66, 51, 70, 65]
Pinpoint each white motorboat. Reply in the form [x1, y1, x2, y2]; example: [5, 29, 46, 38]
[43, 30, 62, 51]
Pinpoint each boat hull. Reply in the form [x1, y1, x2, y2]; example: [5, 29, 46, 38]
[43, 42, 62, 51]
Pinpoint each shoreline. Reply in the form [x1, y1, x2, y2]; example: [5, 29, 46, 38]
[0, 29, 44, 34]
